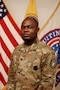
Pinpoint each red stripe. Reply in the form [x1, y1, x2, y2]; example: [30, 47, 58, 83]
[0, 36, 1, 43]
[0, 55, 8, 75]
[1, 37, 11, 59]
[7, 14, 22, 37]
[0, 73, 6, 85]
[1, 19, 18, 47]
[48, 39, 59, 46]
[58, 65, 60, 68]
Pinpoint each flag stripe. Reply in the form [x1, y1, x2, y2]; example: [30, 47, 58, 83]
[0, 73, 6, 86]
[1, 46, 10, 67]
[47, 37, 59, 46]
[1, 37, 11, 59]
[47, 39, 59, 46]
[58, 66, 60, 68]
[1, 19, 18, 47]
[1, 55, 8, 74]
[0, 25, 14, 52]
[7, 14, 22, 36]
[0, 64, 8, 84]
[48, 38, 59, 46]
[3, 15, 23, 44]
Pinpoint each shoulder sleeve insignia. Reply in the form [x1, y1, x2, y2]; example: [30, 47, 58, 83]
[50, 59, 57, 69]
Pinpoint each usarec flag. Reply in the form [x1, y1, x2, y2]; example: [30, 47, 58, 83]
[38, 2, 60, 90]
[55, 39, 60, 90]
[0, 0, 23, 89]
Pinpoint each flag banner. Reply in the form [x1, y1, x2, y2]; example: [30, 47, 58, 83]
[57, 40, 60, 64]
[0, 0, 23, 89]
[38, 2, 60, 90]
[55, 39, 60, 90]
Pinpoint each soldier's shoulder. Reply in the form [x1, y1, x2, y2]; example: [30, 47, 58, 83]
[38, 41, 48, 48]
[38, 41, 55, 53]
[13, 43, 24, 53]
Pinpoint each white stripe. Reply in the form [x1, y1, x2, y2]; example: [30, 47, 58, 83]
[4, 16, 23, 44]
[1, 46, 10, 67]
[0, 63, 8, 83]
[0, 25, 14, 53]
[0, 81, 4, 90]
[0, 8, 2, 12]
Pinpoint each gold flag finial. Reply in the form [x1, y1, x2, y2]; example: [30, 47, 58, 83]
[24, 0, 38, 21]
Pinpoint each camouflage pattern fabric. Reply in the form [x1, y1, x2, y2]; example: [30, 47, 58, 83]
[7, 38, 57, 90]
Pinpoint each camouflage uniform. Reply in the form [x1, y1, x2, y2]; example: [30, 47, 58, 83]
[7, 38, 57, 90]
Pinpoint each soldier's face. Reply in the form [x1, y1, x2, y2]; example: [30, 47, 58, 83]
[21, 17, 39, 41]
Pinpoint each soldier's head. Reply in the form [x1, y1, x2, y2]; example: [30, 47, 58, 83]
[21, 17, 39, 45]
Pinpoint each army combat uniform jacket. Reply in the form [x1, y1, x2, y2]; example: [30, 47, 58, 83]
[7, 39, 57, 90]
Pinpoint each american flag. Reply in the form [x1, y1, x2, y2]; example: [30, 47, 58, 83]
[0, 0, 23, 89]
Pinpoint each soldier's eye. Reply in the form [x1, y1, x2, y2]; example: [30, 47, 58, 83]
[21, 26, 25, 29]
[27, 26, 33, 29]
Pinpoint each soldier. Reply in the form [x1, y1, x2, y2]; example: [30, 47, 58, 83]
[7, 16, 57, 90]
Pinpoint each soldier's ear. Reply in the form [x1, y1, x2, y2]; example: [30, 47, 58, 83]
[37, 27, 40, 31]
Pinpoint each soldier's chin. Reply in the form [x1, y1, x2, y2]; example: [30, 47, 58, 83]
[23, 37, 33, 42]
[23, 36, 30, 40]
[23, 38, 30, 42]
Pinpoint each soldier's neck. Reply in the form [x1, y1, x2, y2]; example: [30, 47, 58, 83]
[24, 38, 37, 46]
